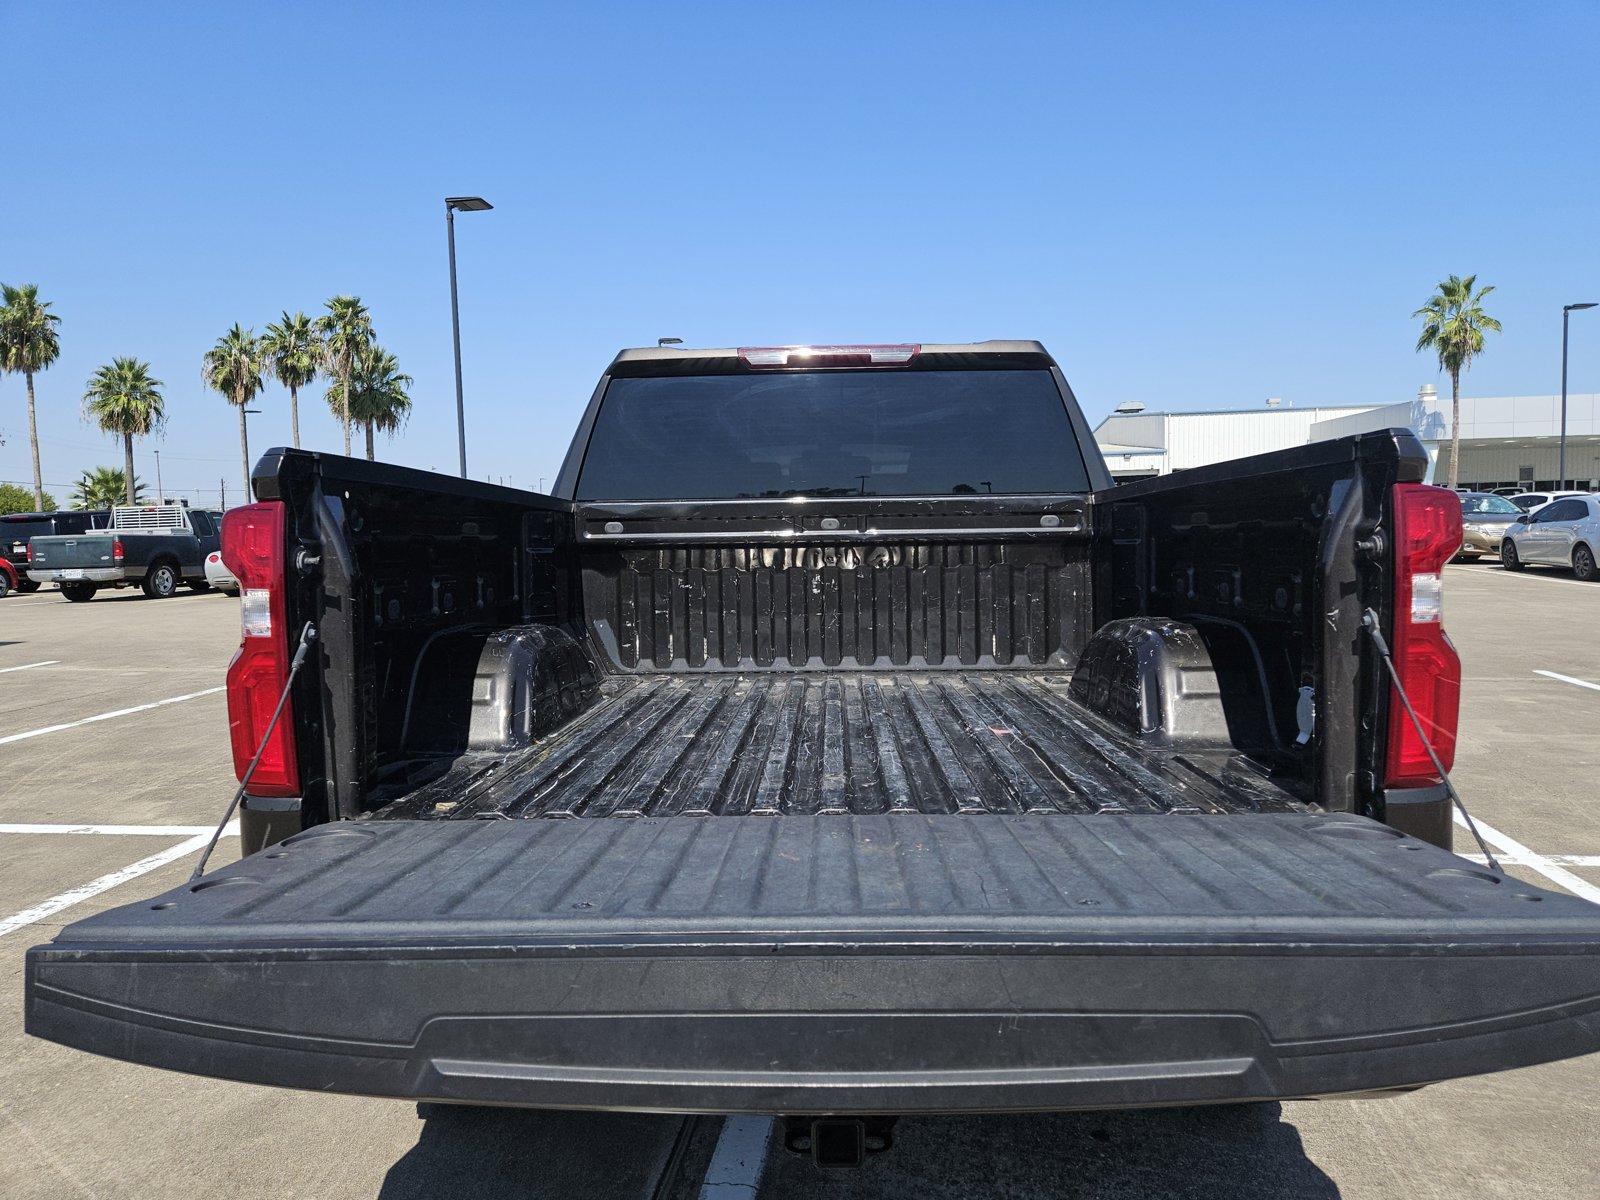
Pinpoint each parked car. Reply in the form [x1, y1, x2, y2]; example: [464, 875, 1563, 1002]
[1455, 492, 1522, 560]
[0, 509, 110, 595]
[1501, 493, 1600, 580]
[26, 341, 1600, 1147]
[1506, 489, 1588, 512]
[204, 549, 238, 594]
[0, 555, 18, 598]
[26, 504, 222, 601]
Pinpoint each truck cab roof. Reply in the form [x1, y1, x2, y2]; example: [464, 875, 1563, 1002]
[607, 340, 1057, 375]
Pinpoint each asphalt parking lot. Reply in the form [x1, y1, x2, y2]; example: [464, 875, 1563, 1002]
[1, 566, 1597, 1200]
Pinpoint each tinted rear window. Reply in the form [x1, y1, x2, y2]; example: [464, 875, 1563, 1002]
[575, 369, 1090, 501]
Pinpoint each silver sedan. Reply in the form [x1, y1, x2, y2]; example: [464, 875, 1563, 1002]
[1501, 494, 1600, 581]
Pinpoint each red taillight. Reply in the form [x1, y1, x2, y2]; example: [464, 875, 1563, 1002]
[24, 542, 32, 563]
[112, 538, 124, 563]
[221, 501, 299, 796]
[1383, 483, 1462, 788]
[738, 344, 920, 368]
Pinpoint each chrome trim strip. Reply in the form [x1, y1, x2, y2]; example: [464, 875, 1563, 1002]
[582, 525, 1086, 542]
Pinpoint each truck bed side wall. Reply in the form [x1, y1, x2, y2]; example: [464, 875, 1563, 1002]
[1091, 429, 1424, 812]
[257, 450, 579, 821]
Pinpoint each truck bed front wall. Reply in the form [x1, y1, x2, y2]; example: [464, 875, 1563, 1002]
[576, 497, 1093, 673]
[27, 815, 1600, 1113]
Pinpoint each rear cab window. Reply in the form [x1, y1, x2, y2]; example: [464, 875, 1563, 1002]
[575, 368, 1092, 501]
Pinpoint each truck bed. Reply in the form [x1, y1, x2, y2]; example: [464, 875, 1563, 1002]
[377, 672, 1305, 821]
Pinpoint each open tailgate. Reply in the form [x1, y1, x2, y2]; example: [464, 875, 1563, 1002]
[26, 813, 1600, 1113]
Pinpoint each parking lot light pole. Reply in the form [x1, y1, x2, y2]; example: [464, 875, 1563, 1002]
[1560, 302, 1596, 489]
[445, 196, 494, 478]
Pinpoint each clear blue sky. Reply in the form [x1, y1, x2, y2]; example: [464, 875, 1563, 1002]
[5, 2, 1600, 504]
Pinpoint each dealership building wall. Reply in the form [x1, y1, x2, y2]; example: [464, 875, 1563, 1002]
[1094, 387, 1600, 491]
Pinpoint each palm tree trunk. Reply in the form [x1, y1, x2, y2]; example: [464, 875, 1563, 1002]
[341, 360, 353, 456]
[1448, 368, 1461, 490]
[289, 383, 301, 449]
[364, 421, 375, 461]
[122, 433, 136, 506]
[238, 403, 252, 501]
[25, 371, 44, 511]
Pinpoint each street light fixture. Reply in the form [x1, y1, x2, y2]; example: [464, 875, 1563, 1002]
[1561, 302, 1597, 488]
[446, 196, 494, 478]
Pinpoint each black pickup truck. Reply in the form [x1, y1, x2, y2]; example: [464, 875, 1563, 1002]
[0, 508, 109, 595]
[26, 342, 1600, 1129]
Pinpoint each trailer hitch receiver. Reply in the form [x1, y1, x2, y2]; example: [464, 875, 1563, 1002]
[783, 1116, 897, 1169]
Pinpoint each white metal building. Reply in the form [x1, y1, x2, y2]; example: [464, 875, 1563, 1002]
[1094, 402, 1377, 480]
[1094, 388, 1600, 492]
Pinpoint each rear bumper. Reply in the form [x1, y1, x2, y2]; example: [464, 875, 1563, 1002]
[24, 814, 1600, 1114]
[27, 568, 126, 584]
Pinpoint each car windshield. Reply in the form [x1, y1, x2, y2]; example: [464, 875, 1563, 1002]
[576, 369, 1091, 500]
[1462, 495, 1519, 515]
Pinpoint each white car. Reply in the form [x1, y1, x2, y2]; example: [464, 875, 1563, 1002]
[203, 549, 238, 594]
[1501, 494, 1600, 581]
[1507, 489, 1588, 513]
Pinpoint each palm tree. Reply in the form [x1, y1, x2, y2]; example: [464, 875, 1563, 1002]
[82, 358, 165, 505]
[0, 284, 63, 511]
[261, 311, 321, 449]
[315, 295, 373, 457]
[202, 324, 266, 497]
[72, 466, 144, 509]
[1414, 275, 1502, 489]
[327, 344, 413, 460]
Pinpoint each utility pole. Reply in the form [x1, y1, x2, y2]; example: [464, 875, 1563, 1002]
[154, 450, 164, 504]
[1560, 302, 1597, 488]
[220, 477, 226, 510]
[445, 196, 494, 478]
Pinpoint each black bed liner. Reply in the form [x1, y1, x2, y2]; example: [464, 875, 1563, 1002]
[27, 812, 1600, 1113]
[378, 672, 1304, 820]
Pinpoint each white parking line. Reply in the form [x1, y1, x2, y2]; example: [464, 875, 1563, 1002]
[0, 831, 213, 938]
[1534, 669, 1600, 693]
[0, 685, 224, 747]
[1453, 812, 1600, 905]
[0, 822, 238, 837]
[0, 660, 60, 674]
[699, 1116, 774, 1199]
[1461, 853, 1600, 868]
[1466, 567, 1600, 590]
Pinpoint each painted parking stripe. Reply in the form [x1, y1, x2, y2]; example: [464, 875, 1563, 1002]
[1461, 853, 1600, 868]
[1474, 567, 1600, 590]
[0, 831, 213, 938]
[1453, 812, 1600, 905]
[0, 660, 60, 674]
[1534, 669, 1600, 693]
[698, 1116, 773, 1200]
[0, 685, 224, 747]
[0, 822, 239, 837]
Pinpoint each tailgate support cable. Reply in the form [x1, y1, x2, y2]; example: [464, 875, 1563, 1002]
[1360, 609, 1499, 873]
[190, 622, 319, 881]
